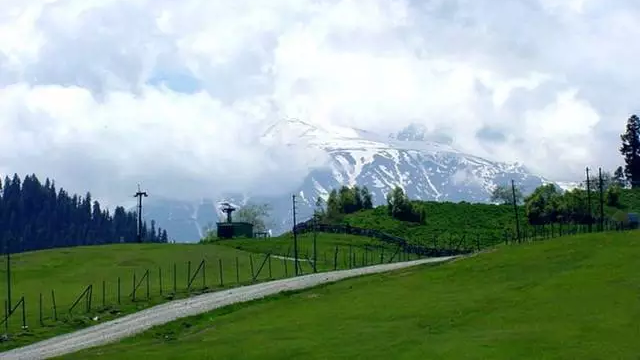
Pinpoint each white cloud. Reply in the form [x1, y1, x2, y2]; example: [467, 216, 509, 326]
[1, 0, 639, 206]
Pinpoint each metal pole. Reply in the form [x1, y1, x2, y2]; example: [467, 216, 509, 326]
[313, 215, 318, 273]
[599, 168, 605, 232]
[292, 195, 299, 276]
[5, 237, 12, 312]
[511, 180, 521, 243]
[137, 195, 142, 242]
[586, 167, 592, 233]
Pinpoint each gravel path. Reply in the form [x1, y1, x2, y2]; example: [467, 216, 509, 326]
[270, 254, 314, 263]
[1, 256, 458, 360]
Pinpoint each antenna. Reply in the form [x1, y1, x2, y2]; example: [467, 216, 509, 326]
[133, 184, 149, 243]
[220, 202, 236, 223]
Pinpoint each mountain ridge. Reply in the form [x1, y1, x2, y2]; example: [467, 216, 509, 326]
[143, 119, 550, 242]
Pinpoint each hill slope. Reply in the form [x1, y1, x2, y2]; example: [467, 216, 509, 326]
[0, 243, 286, 351]
[0, 232, 421, 351]
[64, 231, 640, 359]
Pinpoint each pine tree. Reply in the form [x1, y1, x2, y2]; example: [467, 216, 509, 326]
[613, 166, 626, 187]
[620, 114, 640, 188]
[360, 186, 373, 209]
[150, 219, 157, 242]
[0, 173, 168, 253]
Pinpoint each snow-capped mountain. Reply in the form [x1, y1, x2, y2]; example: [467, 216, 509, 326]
[143, 119, 549, 242]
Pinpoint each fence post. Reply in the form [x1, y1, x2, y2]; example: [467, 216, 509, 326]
[187, 261, 191, 290]
[334, 246, 338, 270]
[236, 257, 240, 283]
[4, 299, 8, 333]
[102, 280, 106, 308]
[173, 263, 177, 294]
[85, 287, 90, 313]
[219, 259, 224, 287]
[86, 285, 93, 313]
[132, 272, 136, 302]
[249, 255, 255, 282]
[268, 256, 272, 279]
[21, 298, 26, 329]
[51, 290, 57, 321]
[202, 260, 206, 290]
[39, 293, 43, 326]
[380, 249, 384, 264]
[284, 258, 288, 277]
[146, 270, 150, 300]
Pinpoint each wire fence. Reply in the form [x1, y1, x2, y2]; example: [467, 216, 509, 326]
[0, 241, 427, 346]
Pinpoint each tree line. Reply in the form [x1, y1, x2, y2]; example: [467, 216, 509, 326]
[488, 114, 640, 226]
[523, 181, 621, 226]
[521, 113, 640, 226]
[315, 185, 426, 224]
[0, 174, 168, 253]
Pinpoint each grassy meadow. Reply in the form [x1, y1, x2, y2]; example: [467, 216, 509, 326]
[0, 233, 421, 351]
[0, 243, 292, 351]
[63, 230, 640, 359]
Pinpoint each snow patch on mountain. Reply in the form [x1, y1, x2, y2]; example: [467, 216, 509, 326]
[146, 119, 551, 242]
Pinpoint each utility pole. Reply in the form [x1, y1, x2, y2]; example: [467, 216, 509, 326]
[133, 184, 148, 243]
[5, 237, 11, 313]
[313, 211, 318, 273]
[292, 195, 299, 276]
[511, 180, 521, 243]
[586, 168, 592, 233]
[599, 168, 605, 232]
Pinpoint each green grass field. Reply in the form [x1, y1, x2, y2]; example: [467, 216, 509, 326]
[0, 234, 420, 351]
[0, 243, 296, 351]
[64, 231, 640, 359]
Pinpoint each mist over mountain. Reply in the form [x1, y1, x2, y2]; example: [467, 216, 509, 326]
[144, 120, 550, 242]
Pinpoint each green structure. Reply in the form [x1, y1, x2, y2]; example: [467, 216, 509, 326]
[217, 221, 254, 239]
[216, 202, 254, 239]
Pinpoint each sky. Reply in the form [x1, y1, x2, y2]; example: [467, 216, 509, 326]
[0, 0, 638, 207]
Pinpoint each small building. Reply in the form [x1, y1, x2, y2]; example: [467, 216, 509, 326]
[216, 221, 254, 239]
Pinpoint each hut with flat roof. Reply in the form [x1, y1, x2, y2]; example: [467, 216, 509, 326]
[216, 203, 254, 239]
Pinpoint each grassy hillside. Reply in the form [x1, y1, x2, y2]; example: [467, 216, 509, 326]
[0, 233, 420, 351]
[65, 231, 640, 359]
[343, 201, 519, 245]
[0, 243, 292, 351]
[323, 188, 640, 247]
